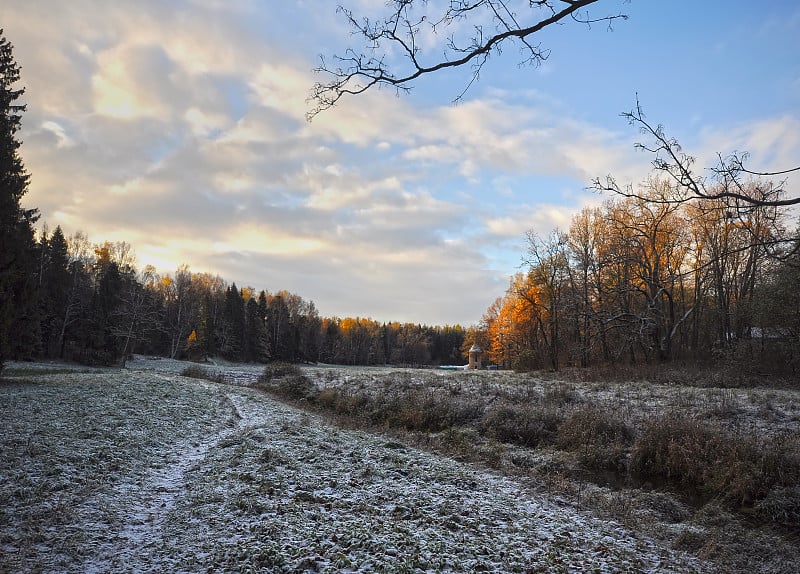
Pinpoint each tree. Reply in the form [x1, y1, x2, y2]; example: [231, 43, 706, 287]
[566, 206, 614, 365]
[265, 293, 291, 361]
[219, 284, 245, 361]
[390, 323, 431, 366]
[38, 226, 71, 357]
[243, 295, 269, 363]
[684, 188, 783, 351]
[750, 235, 800, 372]
[56, 231, 94, 359]
[110, 267, 162, 366]
[309, 0, 628, 117]
[524, 230, 571, 369]
[85, 258, 123, 363]
[0, 30, 39, 369]
[192, 272, 226, 358]
[428, 324, 466, 365]
[160, 265, 197, 359]
[604, 183, 692, 361]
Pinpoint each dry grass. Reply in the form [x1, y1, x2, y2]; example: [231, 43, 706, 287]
[180, 363, 226, 383]
[257, 363, 800, 574]
[629, 414, 800, 507]
[274, 366, 799, 527]
[6, 359, 793, 573]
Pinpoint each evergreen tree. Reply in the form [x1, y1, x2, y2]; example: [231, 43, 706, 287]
[219, 283, 245, 360]
[39, 226, 71, 357]
[90, 260, 122, 363]
[244, 296, 269, 362]
[198, 289, 220, 359]
[0, 30, 39, 369]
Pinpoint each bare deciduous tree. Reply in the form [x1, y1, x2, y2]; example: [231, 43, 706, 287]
[309, 0, 628, 118]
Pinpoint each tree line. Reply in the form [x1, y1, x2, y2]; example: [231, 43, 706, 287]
[478, 178, 799, 374]
[6, 226, 467, 368]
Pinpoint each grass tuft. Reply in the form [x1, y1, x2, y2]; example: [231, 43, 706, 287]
[181, 364, 225, 383]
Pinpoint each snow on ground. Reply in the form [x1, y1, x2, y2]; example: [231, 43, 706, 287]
[0, 360, 712, 573]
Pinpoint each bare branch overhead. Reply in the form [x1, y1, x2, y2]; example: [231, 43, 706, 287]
[308, 0, 628, 119]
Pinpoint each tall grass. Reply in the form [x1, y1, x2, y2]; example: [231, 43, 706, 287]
[257, 365, 800, 529]
[630, 414, 800, 508]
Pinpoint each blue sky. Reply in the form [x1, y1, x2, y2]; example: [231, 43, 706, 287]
[3, 0, 799, 325]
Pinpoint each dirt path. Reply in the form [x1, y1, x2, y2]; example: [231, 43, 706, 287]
[79, 381, 247, 573]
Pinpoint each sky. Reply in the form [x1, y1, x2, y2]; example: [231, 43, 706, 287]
[2, 0, 799, 326]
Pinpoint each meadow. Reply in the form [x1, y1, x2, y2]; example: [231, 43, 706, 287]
[1, 357, 798, 572]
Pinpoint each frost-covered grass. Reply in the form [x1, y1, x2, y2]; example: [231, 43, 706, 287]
[152, 390, 705, 573]
[267, 365, 800, 573]
[1, 360, 714, 573]
[0, 369, 236, 572]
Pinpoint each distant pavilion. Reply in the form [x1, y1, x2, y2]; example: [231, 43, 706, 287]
[468, 343, 482, 369]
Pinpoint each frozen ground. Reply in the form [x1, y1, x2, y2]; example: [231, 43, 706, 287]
[0, 358, 713, 573]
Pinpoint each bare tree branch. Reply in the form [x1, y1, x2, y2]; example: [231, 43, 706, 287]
[592, 97, 800, 208]
[308, 0, 628, 119]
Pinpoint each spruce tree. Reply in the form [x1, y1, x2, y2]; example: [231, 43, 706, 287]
[220, 284, 245, 360]
[0, 30, 39, 369]
[39, 226, 71, 357]
[244, 296, 269, 363]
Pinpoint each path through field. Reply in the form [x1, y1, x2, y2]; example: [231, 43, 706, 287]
[0, 365, 710, 573]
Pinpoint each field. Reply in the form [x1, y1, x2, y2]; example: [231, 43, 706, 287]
[1, 358, 798, 573]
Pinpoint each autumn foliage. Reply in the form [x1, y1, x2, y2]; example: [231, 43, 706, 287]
[481, 179, 799, 375]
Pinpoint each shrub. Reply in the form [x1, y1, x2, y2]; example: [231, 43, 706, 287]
[337, 389, 479, 433]
[557, 406, 632, 473]
[630, 415, 800, 511]
[257, 363, 317, 401]
[511, 349, 541, 372]
[316, 387, 341, 410]
[543, 381, 579, 406]
[259, 362, 304, 382]
[181, 364, 225, 383]
[754, 486, 800, 528]
[481, 403, 563, 447]
[630, 414, 729, 499]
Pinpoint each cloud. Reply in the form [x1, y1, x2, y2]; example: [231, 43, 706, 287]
[697, 116, 800, 175]
[484, 204, 576, 240]
[39, 120, 76, 148]
[8, 1, 794, 326]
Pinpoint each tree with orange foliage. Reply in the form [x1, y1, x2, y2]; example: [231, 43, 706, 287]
[523, 231, 571, 370]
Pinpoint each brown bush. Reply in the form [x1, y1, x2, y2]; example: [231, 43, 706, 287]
[305, 384, 483, 434]
[259, 362, 304, 382]
[257, 363, 317, 401]
[181, 365, 225, 383]
[754, 486, 800, 528]
[630, 414, 800, 513]
[542, 382, 579, 406]
[557, 406, 632, 473]
[481, 403, 563, 447]
[316, 387, 340, 410]
[365, 390, 482, 432]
